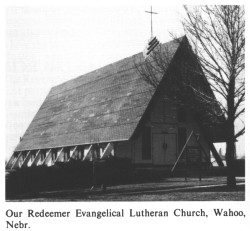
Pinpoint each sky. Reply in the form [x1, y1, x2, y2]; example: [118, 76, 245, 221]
[5, 5, 245, 160]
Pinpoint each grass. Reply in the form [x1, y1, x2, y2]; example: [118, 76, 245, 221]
[7, 176, 245, 202]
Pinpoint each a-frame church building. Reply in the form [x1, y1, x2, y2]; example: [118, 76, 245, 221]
[6, 36, 225, 170]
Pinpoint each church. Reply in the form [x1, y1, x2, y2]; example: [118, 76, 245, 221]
[6, 36, 225, 170]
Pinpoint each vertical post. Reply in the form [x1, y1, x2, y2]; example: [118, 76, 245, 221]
[199, 149, 202, 182]
[185, 148, 188, 182]
[77, 146, 83, 160]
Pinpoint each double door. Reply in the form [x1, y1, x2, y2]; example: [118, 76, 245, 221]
[152, 133, 177, 165]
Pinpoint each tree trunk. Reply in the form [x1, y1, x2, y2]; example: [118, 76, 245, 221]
[225, 78, 236, 188]
[226, 135, 236, 188]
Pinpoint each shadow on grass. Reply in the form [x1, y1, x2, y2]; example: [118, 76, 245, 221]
[8, 179, 245, 201]
[6, 158, 245, 201]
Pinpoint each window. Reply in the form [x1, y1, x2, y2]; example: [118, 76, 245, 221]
[142, 127, 151, 160]
[177, 107, 186, 122]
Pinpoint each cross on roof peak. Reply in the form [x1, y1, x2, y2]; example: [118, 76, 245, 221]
[145, 6, 158, 38]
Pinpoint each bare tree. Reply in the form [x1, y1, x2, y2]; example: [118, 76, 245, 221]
[183, 5, 245, 187]
[134, 5, 245, 187]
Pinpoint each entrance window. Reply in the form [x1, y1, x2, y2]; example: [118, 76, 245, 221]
[142, 127, 151, 160]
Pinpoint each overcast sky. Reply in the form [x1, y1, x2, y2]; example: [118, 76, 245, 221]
[5, 5, 245, 160]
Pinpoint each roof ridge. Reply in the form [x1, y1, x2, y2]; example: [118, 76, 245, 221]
[51, 36, 185, 92]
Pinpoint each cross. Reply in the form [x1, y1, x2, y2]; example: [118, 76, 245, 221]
[145, 6, 158, 38]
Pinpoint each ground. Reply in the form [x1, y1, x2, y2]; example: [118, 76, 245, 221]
[6, 176, 245, 202]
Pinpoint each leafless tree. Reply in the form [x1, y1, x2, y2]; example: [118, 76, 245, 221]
[183, 5, 245, 187]
[134, 38, 206, 108]
[134, 5, 245, 187]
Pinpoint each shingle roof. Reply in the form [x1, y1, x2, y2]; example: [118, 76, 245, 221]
[15, 37, 182, 151]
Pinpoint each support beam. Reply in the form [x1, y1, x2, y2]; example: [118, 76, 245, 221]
[69, 146, 78, 161]
[101, 143, 114, 159]
[6, 152, 17, 169]
[55, 148, 64, 162]
[31, 150, 42, 167]
[171, 131, 194, 172]
[43, 149, 52, 166]
[200, 128, 224, 167]
[82, 145, 93, 161]
[21, 151, 32, 168]
[209, 143, 224, 167]
[11, 152, 23, 169]
[28, 151, 37, 167]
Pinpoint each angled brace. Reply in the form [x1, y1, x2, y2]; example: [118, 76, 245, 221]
[43, 149, 52, 166]
[6, 152, 17, 169]
[82, 145, 93, 161]
[30, 150, 42, 167]
[101, 143, 114, 159]
[11, 152, 23, 169]
[55, 148, 65, 162]
[68, 146, 78, 161]
[21, 150, 32, 168]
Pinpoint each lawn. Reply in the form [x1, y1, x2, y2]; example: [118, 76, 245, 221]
[7, 176, 245, 202]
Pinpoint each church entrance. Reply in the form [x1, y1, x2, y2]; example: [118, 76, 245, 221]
[152, 133, 177, 165]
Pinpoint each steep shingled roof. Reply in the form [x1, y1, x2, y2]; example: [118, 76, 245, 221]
[15, 37, 182, 151]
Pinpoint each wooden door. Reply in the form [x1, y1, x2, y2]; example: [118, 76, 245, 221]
[152, 133, 177, 165]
